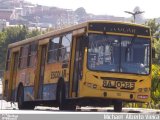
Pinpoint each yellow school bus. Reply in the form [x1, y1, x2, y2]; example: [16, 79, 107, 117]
[3, 21, 152, 112]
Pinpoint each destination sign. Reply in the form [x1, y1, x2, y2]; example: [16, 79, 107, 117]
[89, 22, 150, 36]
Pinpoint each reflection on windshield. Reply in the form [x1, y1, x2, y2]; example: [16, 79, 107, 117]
[88, 34, 150, 75]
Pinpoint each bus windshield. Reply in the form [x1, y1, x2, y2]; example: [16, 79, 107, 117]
[88, 34, 151, 75]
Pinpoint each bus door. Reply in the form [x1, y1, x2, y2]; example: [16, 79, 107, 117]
[10, 52, 19, 101]
[70, 36, 85, 97]
[38, 45, 47, 99]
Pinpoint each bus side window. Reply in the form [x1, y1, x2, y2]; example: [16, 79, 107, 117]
[60, 33, 72, 63]
[28, 42, 38, 67]
[19, 45, 29, 69]
[6, 49, 11, 71]
[48, 37, 60, 63]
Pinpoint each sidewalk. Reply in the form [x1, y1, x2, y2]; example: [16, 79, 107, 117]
[0, 80, 18, 110]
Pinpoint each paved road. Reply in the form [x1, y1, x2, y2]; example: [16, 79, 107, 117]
[0, 80, 160, 114]
[0, 101, 160, 114]
[0, 106, 160, 114]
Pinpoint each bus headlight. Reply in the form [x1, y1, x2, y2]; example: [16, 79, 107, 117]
[138, 88, 149, 92]
[144, 88, 148, 92]
[138, 88, 142, 92]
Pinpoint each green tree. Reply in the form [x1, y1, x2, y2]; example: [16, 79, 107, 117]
[151, 64, 160, 108]
[145, 19, 160, 108]
[145, 19, 160, 63]
[154, 39, 160, 63]
[145, 18, 160, 38]
[0, 26, 28, 70]
[27, 28, 42, 38]
[0, 32, 7, 69]
[0, 26, 42, 70]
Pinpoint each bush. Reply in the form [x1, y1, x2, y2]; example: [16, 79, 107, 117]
[151, 64, 160, 104]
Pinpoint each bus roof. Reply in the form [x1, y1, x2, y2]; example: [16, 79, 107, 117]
[8, 20, 149, 49]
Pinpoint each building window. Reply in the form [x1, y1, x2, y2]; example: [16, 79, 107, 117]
[48, 37, 60, 63]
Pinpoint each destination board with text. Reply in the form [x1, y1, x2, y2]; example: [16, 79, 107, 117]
[89, 22, 150, 36]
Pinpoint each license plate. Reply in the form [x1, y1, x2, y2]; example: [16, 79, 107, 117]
[102, 80, 135, 90]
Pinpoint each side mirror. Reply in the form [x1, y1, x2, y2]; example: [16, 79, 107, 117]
[152, 47, 155, 59]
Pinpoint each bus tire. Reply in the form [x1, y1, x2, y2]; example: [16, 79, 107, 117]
[57, 79, 66, 110]
[113, 100, 122, 112]
[17, 85, 25, 109]
[65, 103, 76, 111]
[17, 85, 35, 110]
[57, 79, 76, 111]
[25, 103, 35, 110]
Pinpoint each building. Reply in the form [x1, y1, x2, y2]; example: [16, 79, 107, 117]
[0, 9, 16, 20]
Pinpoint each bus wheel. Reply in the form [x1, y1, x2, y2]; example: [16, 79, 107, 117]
[63, 100, 76, 111]
[113, 100, 122, 112]
[17, 85, 35, 110]
[24, 102, 35, 110]
[57, 81, 66, 110]
[65, 104, 76, 111]
[57, 80, 76, 111]
[17, 85, 25, 109]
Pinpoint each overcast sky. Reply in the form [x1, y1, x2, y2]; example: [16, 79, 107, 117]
[25, 0, 160, 19]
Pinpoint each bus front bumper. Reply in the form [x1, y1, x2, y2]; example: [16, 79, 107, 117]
[79, 84, 150, 103]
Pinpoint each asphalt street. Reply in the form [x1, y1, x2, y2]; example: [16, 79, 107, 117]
[0, 80, 160, 114]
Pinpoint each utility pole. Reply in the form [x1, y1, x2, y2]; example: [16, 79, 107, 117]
[124, 10, 144, 23]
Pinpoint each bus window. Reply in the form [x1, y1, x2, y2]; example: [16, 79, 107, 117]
[48, 37, 60, 63]
[60, 33, 72, 62]
[19, 45, 29, 69]
[28, 42, 38, 67]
